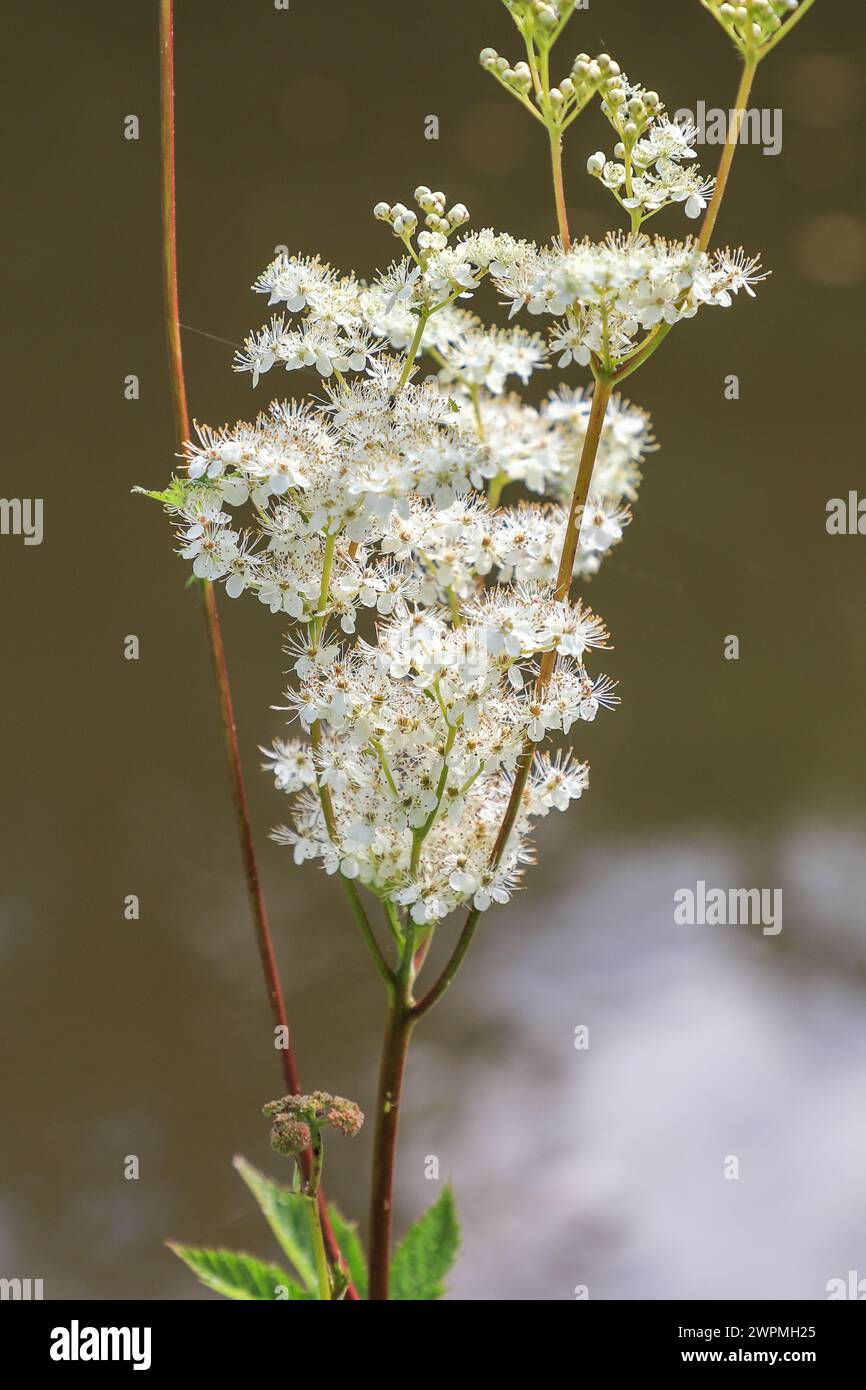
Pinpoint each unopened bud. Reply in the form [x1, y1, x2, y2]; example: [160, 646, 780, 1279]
[326, 1097, 364, 1138]
[270, 1115, 311, 1157]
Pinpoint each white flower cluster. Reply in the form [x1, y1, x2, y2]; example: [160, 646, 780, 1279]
[167, 363, 655, 621]
[264, 593, 614, 921]
[492, 232, 766, 370]
[236, 192, 538, 388]
[384, 482, 629, 601]
[587, 75, 715, 224]
[472, 384, 655, 505]
[147, 148, 763, 925]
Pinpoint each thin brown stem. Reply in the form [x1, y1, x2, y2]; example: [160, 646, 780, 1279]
[551, 378, 613, 603]
[367, 995, 415, 1300]
[549, 125, 571, 250]
[488, 376, 613, 859]
[698, 57, 757, 253]
[158, 0, 354, 1296]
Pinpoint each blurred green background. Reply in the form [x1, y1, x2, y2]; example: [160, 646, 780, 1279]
[3, 0, 865, 1299]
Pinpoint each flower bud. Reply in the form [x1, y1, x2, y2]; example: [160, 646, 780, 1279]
[393, 209, 417, 235]
[326, 1097, 364, 1138]
[586, 151, 605, 176]
[270, 1114, 311, 1157]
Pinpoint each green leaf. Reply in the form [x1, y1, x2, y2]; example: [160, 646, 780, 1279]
[389, 1187, 460, 1300]
[131, 476, 189, 506]
[328, 1204, 368, 1300]
[232, 1155, 318, 1294]
[167, 1244, 309, 1300]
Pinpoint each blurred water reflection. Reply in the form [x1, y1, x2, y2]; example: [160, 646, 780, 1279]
[420, 820, 866, 1299]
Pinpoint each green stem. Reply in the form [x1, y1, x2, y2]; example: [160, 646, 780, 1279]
[397, 311, 429, 390]
[383, 898, 404, 950]
[612, 322, 673, 384]
[412, 908, 480, 1019]
[487, 471, 507, 507]
[304, 1136, 332, 1304]
[409, 714, 458, 874]
[311, 533, 336, 644]
[372, 739, 400, 798]
[469, 383, 486, 438]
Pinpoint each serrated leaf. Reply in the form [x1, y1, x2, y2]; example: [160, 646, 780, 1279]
[167, 1243, 309, 1300]
[232, 1155, 317, 1293]
[328, 1204, 368, 1300]
[131, 476, 189, 506]
[389, 1187, 460, 1301]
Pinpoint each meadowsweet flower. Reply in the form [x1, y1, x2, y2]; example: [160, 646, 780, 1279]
[492, 232, 766, 371]
[268, 595, 615, 919]
[589, 75, 716, 226]
[435, 322, 548, 394]
[252, 252, 342, 312]
[470, 384, 654, 505]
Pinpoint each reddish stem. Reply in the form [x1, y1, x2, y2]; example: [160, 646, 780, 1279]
[158, 0, 354, 1297]
[367, 1001, 415, 1300]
